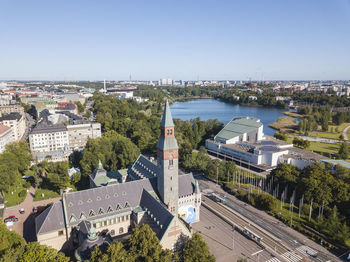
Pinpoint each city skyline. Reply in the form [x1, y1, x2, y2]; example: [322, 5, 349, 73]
[1, 0, 350, 80]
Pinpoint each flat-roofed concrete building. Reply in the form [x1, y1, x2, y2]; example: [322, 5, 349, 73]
[0, 124, 14, 153]
[206, 117, 328, 172]
[67, 122, 101, 150]
[0, 112, 26, 141]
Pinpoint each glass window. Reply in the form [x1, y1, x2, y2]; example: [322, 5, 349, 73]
[119, 227, 124, 234]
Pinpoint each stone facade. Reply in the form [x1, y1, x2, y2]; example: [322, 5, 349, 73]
[35, 101, 200, 253]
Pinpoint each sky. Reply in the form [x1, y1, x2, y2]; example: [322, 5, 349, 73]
[0, 0, 349, 81]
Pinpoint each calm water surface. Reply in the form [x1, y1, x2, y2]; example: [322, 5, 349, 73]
[170, 99, 286, 136]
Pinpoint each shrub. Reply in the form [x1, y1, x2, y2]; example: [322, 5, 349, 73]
[18, 190, 27, 198]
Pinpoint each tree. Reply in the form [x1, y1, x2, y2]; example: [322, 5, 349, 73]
[0, 221, 25, 261]
[90, 241, 131, 262]
[75, 101, 85, 113]
[274, 132, 288, 141]
[269, 163, 300, 190]
[321, 116, 329, 132]
[182, 233, 215, 262]
[80, 131, 140, 176]
[128, 224, 164, 262]
[19, 242, 69, 262]
[0, 141, 32, 192]
[338, 142, 348, 160]
[339, 134, 344, 140]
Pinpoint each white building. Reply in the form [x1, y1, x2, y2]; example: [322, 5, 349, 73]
[0, 112, 26, 141]
[206, 117, 327, 172]
[0, 124, 14, 153]
[29, 124, 69, 154]
[67, 122, 101, 150]
[159, 78, 173, 86]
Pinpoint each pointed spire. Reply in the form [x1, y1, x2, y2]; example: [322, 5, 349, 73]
[97, 159, 103, 169]
[161, 99, 174, 127]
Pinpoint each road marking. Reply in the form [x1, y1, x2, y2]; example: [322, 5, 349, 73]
[265, 257, 281, 262]
[280, 251, 302, 262]
[296, 245, 317, 256]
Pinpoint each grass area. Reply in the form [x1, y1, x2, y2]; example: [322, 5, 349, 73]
[4, 181, 30, 207]
[269, 116, 298, 132]
[329, 122, 350, 132]
[308, 131, 342, 140]
[307, 122, 350, 140]
[308, 141, 340, 154]
[283, 111, 303, 118]
[33, 188, 60, 201]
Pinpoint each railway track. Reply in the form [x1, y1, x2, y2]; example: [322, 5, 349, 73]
[203, 195, 290, 255]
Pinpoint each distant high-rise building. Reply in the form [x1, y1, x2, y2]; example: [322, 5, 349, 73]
[160, 78, 173, 86]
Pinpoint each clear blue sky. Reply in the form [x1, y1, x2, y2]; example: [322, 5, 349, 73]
[0, 0, 349, 81]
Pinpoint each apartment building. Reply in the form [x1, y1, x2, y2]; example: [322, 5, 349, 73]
[0, 104, 25, 116]
[0, 124, 15, 153]
[29, 124, 69, 153]
[67, 122, 101, 149]
[0, 112, 26, 141]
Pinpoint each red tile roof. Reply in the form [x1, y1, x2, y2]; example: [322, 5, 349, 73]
[0, 124, 10, 135]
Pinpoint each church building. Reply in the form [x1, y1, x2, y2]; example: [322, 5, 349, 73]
[35, 100, 201, 256]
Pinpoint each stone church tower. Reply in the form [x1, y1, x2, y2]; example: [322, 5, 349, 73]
[157, 100, 179, 215]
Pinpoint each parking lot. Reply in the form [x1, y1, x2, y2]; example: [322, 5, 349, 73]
[3, 187, 61, 241]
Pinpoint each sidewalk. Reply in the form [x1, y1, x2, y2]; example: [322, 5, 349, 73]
[3, 187, 61, 241]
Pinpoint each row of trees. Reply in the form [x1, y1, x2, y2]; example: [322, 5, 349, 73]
[0, 141, 32, 192]
[90, 225, 215, 262]
[268, 163, 350, 246]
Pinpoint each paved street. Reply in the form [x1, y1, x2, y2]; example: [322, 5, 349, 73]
[197, 176, 340, 262]
[3, 187, 61, 242]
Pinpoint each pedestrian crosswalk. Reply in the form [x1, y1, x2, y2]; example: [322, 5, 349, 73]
[265, 257, 281, 262]
[265, 245, 316, 262]
[280, 251, 302, 262]
[296, 245, 317, 257]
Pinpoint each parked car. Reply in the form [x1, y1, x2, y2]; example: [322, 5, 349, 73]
[19, 208, 25, 214]
[4, 216, 18, 223]
[33, 206, 47, 214]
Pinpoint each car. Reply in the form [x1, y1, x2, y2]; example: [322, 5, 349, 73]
[19, 208, 25, 214]
[33, 206, 47, 214]
[4, 216, 18, 223]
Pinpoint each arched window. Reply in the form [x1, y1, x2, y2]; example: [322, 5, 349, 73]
[119, 227, 124, 234]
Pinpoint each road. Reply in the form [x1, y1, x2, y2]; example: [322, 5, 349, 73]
[343, 125, 350, 141]
[197, 176, 340, 262]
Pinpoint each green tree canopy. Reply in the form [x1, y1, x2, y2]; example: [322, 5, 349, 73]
[80, 131, 140, 176]
[182, 233, 215, 262]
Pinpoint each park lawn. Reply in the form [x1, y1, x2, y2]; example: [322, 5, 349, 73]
[269, 116, 298, 132]
[33, 188, 60, 201]
[329, 122, 350, 132]
[4, 182, 29, 207]
[308, 131, 342, 140]
[283, 111, 303, 118]
[308, 141, 340, 154]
